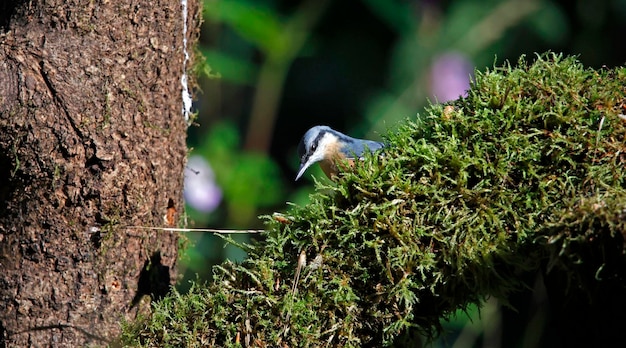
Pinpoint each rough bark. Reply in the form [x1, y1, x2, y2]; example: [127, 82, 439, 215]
[0, 0, 200, 346]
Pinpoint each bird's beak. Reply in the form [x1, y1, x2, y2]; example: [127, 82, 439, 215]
[295, 159, 314, 181]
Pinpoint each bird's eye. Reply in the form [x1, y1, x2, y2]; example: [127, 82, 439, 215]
[310, 143, 317, 152]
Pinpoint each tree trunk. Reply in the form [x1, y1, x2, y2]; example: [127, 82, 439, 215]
[0, 0, 199, 346]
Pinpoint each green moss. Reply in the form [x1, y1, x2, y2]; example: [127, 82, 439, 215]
[119, 53, 626, 347]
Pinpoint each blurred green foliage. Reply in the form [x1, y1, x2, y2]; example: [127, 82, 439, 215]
[198, 122, 283, 222]
[205, 1, 286, 55]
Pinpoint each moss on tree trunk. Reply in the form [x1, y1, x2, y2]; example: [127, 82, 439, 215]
[121, 54, 626, 347]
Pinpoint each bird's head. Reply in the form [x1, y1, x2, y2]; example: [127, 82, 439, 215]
[295, 126, 340, 181]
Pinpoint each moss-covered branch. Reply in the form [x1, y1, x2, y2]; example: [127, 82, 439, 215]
[119, 53, 626, 347]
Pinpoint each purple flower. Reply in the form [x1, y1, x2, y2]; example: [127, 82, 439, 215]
[184, 155, 222, 212]
[429, 52, 473, 102]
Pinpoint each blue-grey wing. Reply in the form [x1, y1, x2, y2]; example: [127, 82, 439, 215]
[340, 139, 385, 159]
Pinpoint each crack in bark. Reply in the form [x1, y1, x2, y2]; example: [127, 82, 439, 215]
[38, 60, 85, 142]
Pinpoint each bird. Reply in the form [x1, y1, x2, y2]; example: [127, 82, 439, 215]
[295, 125, 384, 181]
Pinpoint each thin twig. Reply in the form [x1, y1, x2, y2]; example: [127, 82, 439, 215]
[124, 226, 263, 234]
[283, 250, 307, 337]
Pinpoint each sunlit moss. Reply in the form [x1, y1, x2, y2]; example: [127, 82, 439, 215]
[119, 53, 626, 347]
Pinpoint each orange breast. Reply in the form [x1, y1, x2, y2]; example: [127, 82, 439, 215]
[319, 157, 356, 180]
[318, 138, 358, 180]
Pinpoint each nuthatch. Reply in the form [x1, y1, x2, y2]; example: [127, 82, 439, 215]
[295, 125, 384, 181]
